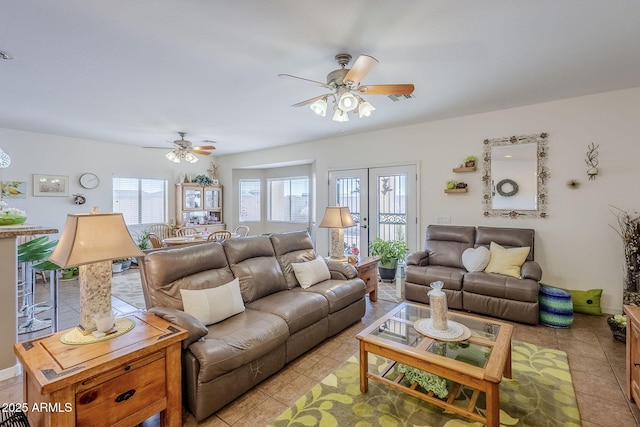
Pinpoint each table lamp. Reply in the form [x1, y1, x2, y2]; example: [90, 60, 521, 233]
[319, 206, 356, 261]
[49, 211, 143, 333]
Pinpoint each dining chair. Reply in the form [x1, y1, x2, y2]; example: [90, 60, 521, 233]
[148, 233, 163, 248]
[234, 225, 250, 237]
[175, 227, 199, 237]
[147, 223, 173, 239]
[207, 230, 232, 241]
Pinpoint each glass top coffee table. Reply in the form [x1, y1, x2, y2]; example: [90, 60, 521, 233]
[356, 301, 513, 427]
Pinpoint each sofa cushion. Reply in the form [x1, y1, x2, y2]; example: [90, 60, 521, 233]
[292, 257, 331, 289]
[223, 235, 288, 303]
[405, 264, 465, 291]
[463, 271, 539, 303]
[270, 230, 318, 289]
[462, 246, 491, 272]
[297, 278, 366, 313]
[476, 226, 535, 261]
[246, 290, 329, 334]
[189, 308, 289, 382]
[424, 225, 476, 269]
[180, 278, 245, 325]
[484, 242, 530, 278]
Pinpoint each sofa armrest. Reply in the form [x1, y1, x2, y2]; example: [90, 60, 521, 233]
[407, 251, 429, 266]
[149, 306, 209, 349]
[326, 260, 358, 279]
[521, 260, 542, 281]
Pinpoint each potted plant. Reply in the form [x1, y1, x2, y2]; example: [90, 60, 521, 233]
[446, 180, 457, 190]
[464, 155, 476, 168]
[61, 267, 78, 280]
[369, 237, 409, 281]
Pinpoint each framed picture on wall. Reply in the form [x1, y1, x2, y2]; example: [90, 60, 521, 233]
[33, 174, 69, 197]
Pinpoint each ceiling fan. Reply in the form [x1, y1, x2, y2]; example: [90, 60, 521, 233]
[146, 132, 216, 163]
[278, 53, 415, 122]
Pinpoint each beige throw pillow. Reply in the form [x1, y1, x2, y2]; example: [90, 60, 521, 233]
[484, 242, 530, 279]
[180, 278, 245, 325]
[292, 257, 331, 289]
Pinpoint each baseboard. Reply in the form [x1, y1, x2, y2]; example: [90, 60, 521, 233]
[0, 362, 21, 381]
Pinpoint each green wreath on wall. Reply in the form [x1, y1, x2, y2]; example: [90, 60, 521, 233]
[496, 179, 519, 197]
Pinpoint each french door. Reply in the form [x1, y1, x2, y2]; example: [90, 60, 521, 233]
[328, 164, 417, 257]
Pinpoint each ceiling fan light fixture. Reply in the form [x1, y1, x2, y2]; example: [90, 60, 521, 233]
[337, 89, 358, 112]
[184, 152, 198, 163]
[332, 108, 349, 122]
[165, 151, 180, 163]
[309, 98, 328, 117]
[358, 100, 376, 118]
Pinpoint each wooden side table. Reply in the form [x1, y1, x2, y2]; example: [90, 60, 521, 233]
[625, 305, 640, 410]
[354, 256, 380, 301]
[14, 312, 187, 427]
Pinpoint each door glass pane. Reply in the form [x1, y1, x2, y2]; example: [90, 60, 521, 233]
[377, 174, 407, 241]
[336, 177, 360, 255]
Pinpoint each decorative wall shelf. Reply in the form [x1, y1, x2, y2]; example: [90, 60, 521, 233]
[452, 166, 476, 173]
[444, 188, 468, 194]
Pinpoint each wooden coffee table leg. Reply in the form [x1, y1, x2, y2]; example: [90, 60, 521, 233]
[504, 342, 513, 379]
[485, 383, 500, 427]
[360, 344, 368, 393]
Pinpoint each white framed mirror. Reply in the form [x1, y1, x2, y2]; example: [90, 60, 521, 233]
[482, 133, 549, 218]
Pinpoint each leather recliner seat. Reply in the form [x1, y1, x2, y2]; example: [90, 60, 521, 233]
[405, 225, 541, 325]
[137, 230, 366, 421]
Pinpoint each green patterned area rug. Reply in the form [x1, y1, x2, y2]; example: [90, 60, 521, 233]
[267, 341, 580, 427]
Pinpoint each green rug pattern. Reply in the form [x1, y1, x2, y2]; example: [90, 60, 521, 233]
[268, 341, 581, 427]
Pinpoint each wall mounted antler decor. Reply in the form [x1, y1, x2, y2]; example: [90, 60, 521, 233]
[585, 143, 599, 180]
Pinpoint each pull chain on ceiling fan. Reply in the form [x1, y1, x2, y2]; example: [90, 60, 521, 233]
[278, 53, 415, 122]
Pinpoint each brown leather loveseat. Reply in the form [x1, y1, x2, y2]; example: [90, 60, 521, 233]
[137, 230, 366, 421]
[405, 225, 542, 324]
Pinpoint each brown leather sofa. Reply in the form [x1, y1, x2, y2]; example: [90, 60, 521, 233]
[137, 230, 366, 421]
[405, 225, 541, 325]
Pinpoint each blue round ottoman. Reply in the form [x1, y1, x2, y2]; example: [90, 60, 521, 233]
[539, 285, 573, 328]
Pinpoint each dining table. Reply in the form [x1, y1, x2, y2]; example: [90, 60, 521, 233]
[162, 233, 239, 247]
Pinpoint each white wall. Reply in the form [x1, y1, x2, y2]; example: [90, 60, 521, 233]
[0, 129, 212, 236]
[217, 87, 640, 314]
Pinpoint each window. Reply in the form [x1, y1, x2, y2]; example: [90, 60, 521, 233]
[268, 177, 309, 223]
[113, 177, 168, 225]
[239, 179, 261, 222]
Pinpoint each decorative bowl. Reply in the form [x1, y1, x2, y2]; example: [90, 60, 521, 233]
[0, 215, 27, 226]
[607, 316, 626, 343]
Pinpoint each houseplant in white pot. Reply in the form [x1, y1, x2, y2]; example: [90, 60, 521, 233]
[369, 237, 408, 282]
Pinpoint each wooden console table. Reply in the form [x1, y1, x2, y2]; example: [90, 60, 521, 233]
[354, 256, 380, 301]
[625, 305, 640, 411]
[14, 312, 187, 427]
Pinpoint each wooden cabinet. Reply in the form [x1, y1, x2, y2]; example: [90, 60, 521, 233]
[355, 256, 380, 302]
[625, 305, 640, 409]
[14, 313, 187, 427]
[176, 183, 224, 232]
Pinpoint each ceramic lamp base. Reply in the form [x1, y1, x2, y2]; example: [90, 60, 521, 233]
[78, 260, 112, 334]
[329, 228, 346, 261]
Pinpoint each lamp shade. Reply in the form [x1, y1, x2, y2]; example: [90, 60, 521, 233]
[50, 212, 143, 267]
[310, 98, 328, 117]
[319, 206, 356, 229]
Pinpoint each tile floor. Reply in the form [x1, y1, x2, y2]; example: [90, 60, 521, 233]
[2, 277, 638, 427]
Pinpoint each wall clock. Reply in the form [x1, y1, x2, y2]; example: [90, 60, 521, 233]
[79, 173, 100, 189]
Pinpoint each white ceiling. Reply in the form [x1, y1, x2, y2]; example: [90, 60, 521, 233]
[1, 1, 639, 156]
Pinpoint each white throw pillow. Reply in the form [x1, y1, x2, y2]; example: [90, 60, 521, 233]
[180, 278, 245, 325]
[292, 257, 331, 289]
[461, 246, 491, 272]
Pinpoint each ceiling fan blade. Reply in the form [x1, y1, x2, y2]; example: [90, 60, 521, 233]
[191, 149, 213, 155]
[344, 55, 378, 86]
[192, 145, 215, 150]
[358, 84, 415, 96]
[278, 74, 332, 89]
[292, 94, 328, 107]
